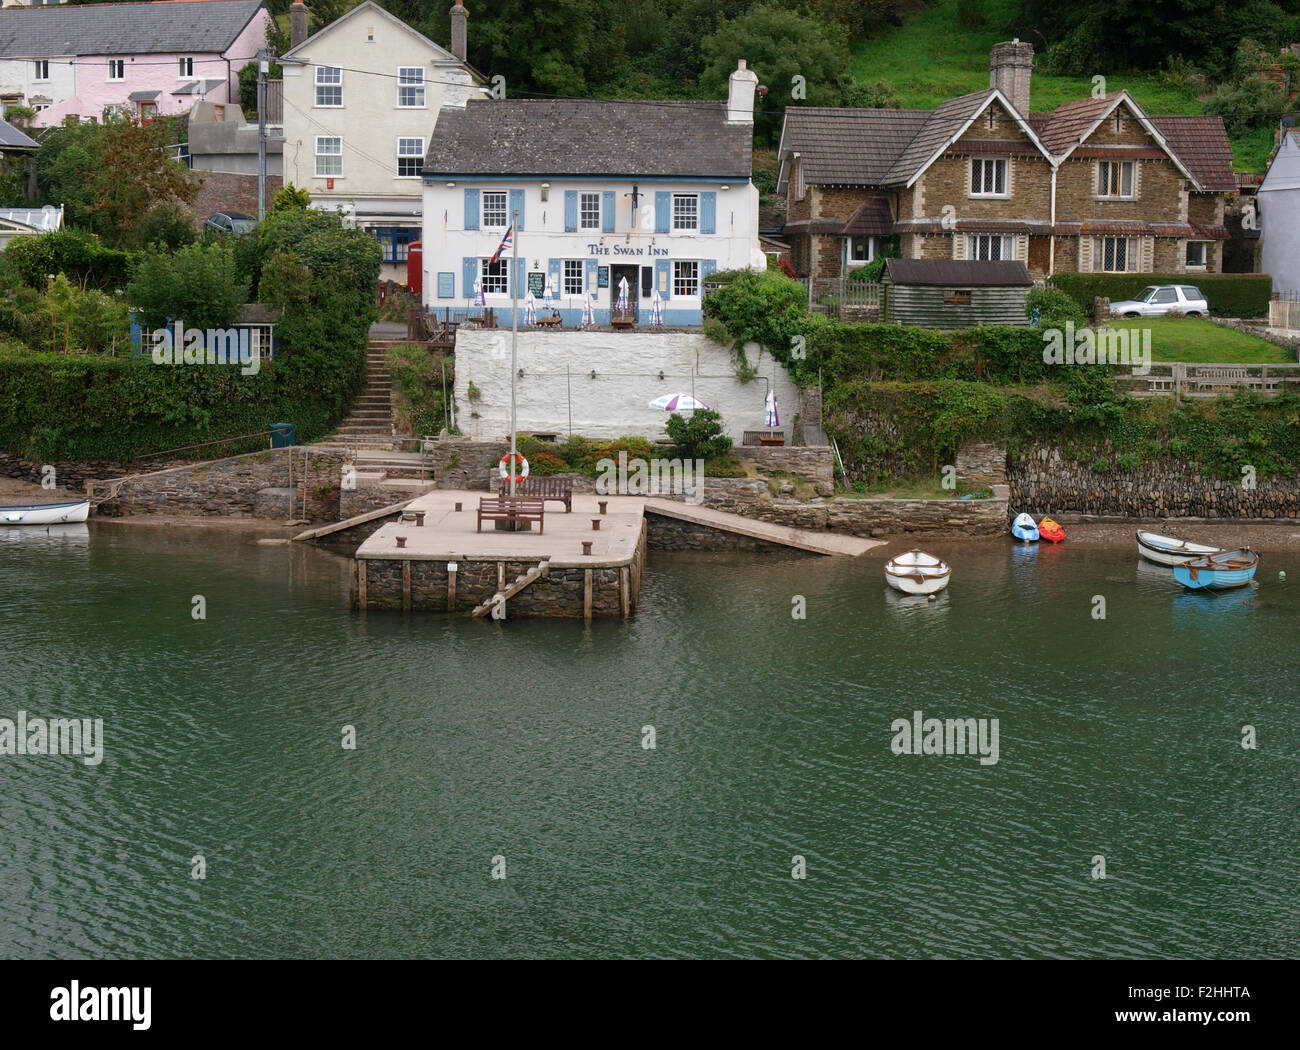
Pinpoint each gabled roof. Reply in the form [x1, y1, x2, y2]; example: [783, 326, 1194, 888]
[1150, 115, 1237, 192]
[424, 99, 753, 178]
[885, 258, 1032, 286]
[1259, 129, 1300, 193]
[0, 0, 265, 57]
[282, 0, 459, 65]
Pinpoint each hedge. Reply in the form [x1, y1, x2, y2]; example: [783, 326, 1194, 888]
[1048, 273, 1274, 319]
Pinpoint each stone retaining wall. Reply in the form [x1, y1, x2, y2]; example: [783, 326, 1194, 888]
[645, 513, 814, 553]
[735, 445, 834, 489]
[955, 441, 1008, 486]
[1008, 444, 1300, 519]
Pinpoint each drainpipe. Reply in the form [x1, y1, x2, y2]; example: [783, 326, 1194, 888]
[1048, 163, 1057, 276]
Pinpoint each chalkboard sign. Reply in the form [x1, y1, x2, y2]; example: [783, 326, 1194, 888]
[597, 266, 610, 288]
[436, 272, 455, 299]
[527, 271, 545, 297]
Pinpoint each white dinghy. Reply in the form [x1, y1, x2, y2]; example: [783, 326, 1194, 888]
[1135, 530, 1223, 567]
[1, 500, 91, 525]
[884, 549, 951, 595]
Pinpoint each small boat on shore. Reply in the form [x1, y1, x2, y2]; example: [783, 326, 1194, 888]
[1172, 548, 1258, 590]
[1010, 513, 1039, 542]
[1039, 517, 1065, 543]
[1, 499, 90, 525]
[1136, 530, 1224, 567]
[884, 549, 951, 595]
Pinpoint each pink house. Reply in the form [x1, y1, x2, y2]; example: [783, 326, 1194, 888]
[0, 0, 268, 127]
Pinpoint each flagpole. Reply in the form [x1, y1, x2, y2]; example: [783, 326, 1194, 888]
[509, 210, 519, 498]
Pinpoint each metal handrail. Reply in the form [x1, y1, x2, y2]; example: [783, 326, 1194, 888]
[131, 429, 277, 474]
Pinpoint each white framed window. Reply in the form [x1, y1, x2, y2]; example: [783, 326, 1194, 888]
[579, 192, 601, 230]
[315, 135, 342, 177]
[107, 59, 124, 81]
[1098, 160, 1135, 198]
[397, 67, 425, 108]
[563, 260, 584, 296]
[1185, 241, 1207, 269]
[970, 157, 1007, 197]
[480, 257, 509, 295]
[396, 137, 424, 178]
[178, 57, 193, 78]
[1097, 236, 1136, 273]
[672, 193, 698, 231]
[847, 235, 875, 265]
[33, 60, 50, 81]
[481, 191, 508, 229]
[673, 260, 700, 297]
[968, 234, 1014, 261]
[315, 65, 342, 107]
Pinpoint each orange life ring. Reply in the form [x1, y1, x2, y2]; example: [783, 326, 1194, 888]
[499, 452, 529, 487]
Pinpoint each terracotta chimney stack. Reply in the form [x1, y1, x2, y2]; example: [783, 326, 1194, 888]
[450, 1, 468, 63]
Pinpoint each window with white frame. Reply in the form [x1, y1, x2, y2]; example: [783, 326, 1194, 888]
[178, 57, 194, 78]
[1185, 241, 1207, 269]
[107, 59, 124, 81]
[33, 60, 49, 81]
[396, 137, 424, 178]
[672, 193, 699, 231]
[480, 257, 509, 295]
[579, 192, 601, 230]
[563, 260, 584, 296]
[315, 65, 342, 107]
[970, 157, 1007, 196]
[846, 236, 875, 265]
[673, 260, 700, 297]
[481, 191, 507, 229]
[968, 234, 1014, 261]
[397, 67, 425, 107]
[1097, 236, 1135, 272]
[315, 136, 342, 177]
[1097, 160, 1135, 198]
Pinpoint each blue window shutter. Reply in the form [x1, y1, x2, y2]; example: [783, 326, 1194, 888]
[464, 189, 479, 230]
[509, 188, 525, 230]
[702, 260, 717, 279]
[462, 257, 477, 298]
[655, 258, 671, 299]
[700, 192, 716, 235]
[585, 259, 599, 296]
[564, 190, 578, 232]
[514, 257, 525, 295]
[601, 189, 615, 233]
[547, 258, 562, 293]
[655, 192, 670, 234]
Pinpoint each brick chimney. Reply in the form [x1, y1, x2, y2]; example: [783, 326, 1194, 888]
[290, 1, 308, 49]
[990, 39, 1034, 116]
[450, 1, 468, 63]
[726, 58, 758, 124]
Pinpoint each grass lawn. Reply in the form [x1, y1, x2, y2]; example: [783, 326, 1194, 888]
[1107, 317, 1294, 363]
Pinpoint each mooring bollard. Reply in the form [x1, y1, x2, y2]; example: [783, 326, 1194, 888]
[591, 519, 601, 531]
[454, 502, 463, 512]
[395, 535, 407, 549]
[415, 512, 426, 527]
[582, 541, 593, 556]
[598, 500, 608, 515]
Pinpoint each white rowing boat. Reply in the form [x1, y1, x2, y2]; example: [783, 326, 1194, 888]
[0, 500, 91, 525]
[1135, 530, 1223, 567]
[884, 549, 951, 595]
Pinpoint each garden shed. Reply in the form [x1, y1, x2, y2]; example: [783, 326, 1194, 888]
[883, 259, 1032, 328]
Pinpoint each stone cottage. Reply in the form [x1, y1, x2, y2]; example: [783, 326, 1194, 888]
[776, 41, 1236, 281]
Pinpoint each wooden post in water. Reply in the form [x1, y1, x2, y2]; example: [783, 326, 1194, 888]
[583, 569, 593, 622]
[447, 561, 457, 612]
[402, 562, 411, 610]
[620, 567, 630, 618]
[357, 560, 367, 608]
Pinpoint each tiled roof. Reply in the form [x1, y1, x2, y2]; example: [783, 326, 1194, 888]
[1149, 115, 1237, 192]
[423, 99, 753, 178]
[1030, 95, 1115, 154]
[885, 259, 1032, 286]
[883, 90, 997, 184]
[0, 0, 264, 57]
[780, 106, 929, 185]
[1053, 220, 1231, 239]
[841, 197, 894, 235]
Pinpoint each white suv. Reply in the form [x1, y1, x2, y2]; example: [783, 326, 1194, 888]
[1109, 285, 1209, 318]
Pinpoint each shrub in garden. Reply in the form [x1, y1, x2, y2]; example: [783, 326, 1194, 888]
[665, 409, 732, 460]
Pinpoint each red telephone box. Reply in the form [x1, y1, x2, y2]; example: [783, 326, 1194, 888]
[407, 241, 422, 295]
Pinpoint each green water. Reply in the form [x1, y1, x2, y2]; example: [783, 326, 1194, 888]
[1, 525, 1297, 959]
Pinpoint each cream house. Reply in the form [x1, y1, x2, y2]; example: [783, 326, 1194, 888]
[279, 1, 484, 280]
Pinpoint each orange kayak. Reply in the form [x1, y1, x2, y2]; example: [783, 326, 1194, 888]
[1039, 517, 1065, 543]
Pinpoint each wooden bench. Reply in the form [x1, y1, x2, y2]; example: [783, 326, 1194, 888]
[477, 497, 545, 534]
[495, 475, 573, 512]
[535, 312, 563, 328]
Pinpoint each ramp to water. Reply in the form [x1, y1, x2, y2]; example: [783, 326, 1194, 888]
[642, 499, 881, 556]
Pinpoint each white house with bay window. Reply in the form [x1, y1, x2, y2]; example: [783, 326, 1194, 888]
[420, 62, 766, 325]
[279, 1, 483, 280]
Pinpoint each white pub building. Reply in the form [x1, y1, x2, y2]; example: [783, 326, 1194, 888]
[419, 60, 767, 325]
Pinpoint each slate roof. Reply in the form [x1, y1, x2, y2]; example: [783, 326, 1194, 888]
[423, 99, 753, 178]
[0, 120, 38, 151]
[0, 0, 265, 57]
[778, 106, 928, 185]
[885, 259, 1033, 286]
[841, 197, 894, 236]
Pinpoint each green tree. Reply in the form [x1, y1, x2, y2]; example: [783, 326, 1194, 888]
[128, 242, 248, 331]
[666, 408, 733, 460]
[133, 201, 198, 251]
[270, 184, 312, 213]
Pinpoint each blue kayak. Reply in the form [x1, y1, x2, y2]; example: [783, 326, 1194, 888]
[1010, 512, 1039, 542]
[1172, 548, 1258, 590]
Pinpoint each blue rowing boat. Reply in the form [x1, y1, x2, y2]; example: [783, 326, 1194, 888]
[1010, 512, 1039, 542]
[1172, 548, 1258, 590]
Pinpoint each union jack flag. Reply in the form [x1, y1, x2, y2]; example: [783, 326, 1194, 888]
[489, 224, 514, 265]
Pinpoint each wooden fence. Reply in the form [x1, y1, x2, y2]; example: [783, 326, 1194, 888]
[801, 277, 882, 319]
